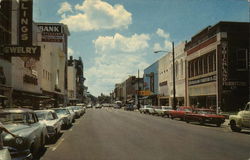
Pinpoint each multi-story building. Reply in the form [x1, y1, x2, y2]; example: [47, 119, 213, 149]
[158, 53, 170, 106]
[185, 21, 249, 111]
[169, 42, 186, 106]
[67, 56, 85, 105]
[36, 23, 70, 107]
[126, 76, 143, 103]
[143, 61, 159, 105]
[0, 0, 12, 107]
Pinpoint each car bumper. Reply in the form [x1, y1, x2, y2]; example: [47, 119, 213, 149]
[5, 147, 32, 160]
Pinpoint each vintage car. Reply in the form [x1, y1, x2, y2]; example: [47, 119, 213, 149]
[66, 107, 76, 122]
[124, 104, 135, 111]
[154, 106, 173, 117]
[168, 106, 193, 120]
[35, 110, 62, 141]
[52, 108, 73, 129]
[229, 102, 250, 132]
[148, 106, 157, 115]
[0, 108, 47, 160]
[139, 105, 153, 114]
[68, 106, 81, 118]
[185, 109, 225, 127]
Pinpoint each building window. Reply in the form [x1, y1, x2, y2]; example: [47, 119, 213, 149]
[237, 49, 248, 70]
[204, 55, 208, 74]
[180, 59, 183, 77]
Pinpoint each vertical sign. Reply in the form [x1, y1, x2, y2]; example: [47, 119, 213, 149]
[19, 0, 33, 45]
[221, 41, 228, 86]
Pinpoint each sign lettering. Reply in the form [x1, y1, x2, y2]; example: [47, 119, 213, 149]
[0, 45, 41, 58]
[19, 0, 33, 45]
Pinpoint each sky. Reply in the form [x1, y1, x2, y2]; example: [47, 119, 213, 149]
[33, 0, 249, 96]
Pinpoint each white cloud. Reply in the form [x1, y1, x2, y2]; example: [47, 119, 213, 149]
[85, 33, 150, 96]
[68, 48, 74, 56]
[154, 28, 172, 52]
[58, 0, 132, 31]
[93, 33, 150, 53]
[153, 43, 163, 51]
[57, 2, 73, 14]
[156, 28, 170, 39]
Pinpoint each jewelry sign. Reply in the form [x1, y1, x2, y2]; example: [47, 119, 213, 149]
[0, 45, 41, 59]
[19, 0, 33, 45]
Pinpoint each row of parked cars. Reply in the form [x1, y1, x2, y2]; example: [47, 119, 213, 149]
[139, 102, 250, 131]
[0, 105, 86, 160]
[140, 105, 223, 127]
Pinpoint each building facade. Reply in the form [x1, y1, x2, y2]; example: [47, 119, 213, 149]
[143, 61, 159, 105]
[185, 22, 249, 111]
[67, 56, 85, 104]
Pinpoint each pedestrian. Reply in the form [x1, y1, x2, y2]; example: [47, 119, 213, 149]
[0, 122, 18, 149]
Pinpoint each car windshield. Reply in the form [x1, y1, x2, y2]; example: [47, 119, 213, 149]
[0, 113, 28, 124]
[54, 109, 69, 115]
[163, 107, 172, 110]
[35, 112, 46, 120]
[183, 108, 192, 112]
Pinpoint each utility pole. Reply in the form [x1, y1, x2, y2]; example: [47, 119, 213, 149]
[172, 42, 176, 110]
[137, 69, 140, 109]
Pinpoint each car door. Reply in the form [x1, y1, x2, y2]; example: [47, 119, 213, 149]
[242, 103, 250, 127]
[27, 113, 41, 146]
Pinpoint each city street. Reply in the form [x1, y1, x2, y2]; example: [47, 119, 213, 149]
[40, 108, 250, 160]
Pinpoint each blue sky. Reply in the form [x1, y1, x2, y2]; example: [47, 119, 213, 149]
[33, 0, 249, 96]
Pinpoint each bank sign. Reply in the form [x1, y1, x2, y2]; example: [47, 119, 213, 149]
[38, 24, 64, 42]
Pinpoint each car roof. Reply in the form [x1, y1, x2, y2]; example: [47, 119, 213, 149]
[0, 108, 34, 113]
[34, 109, 55, 113]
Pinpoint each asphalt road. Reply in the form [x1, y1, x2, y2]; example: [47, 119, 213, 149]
[40, 108, 250, 160]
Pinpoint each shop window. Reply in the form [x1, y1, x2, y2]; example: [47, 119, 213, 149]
[237, 49, 248, 70]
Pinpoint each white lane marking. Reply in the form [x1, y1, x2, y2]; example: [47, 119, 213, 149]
[52, 138, 64, 151]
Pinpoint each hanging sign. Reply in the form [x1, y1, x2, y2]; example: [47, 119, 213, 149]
[19, 0, 33, 45]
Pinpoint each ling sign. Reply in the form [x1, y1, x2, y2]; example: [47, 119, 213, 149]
[19, 0, 33, 45]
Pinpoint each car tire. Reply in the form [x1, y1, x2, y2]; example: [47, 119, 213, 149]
[170, 115, 174, 119]
[216, 123, 222, 127]
[40, 134, 45, 150]
[230, 121, 241, 132]
[186, 119, 189, 123]
[199, 118, 204, 125]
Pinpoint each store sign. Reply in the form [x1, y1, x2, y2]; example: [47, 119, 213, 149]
[189, 75, 216, 86]
[23, 74, 38, 85]
[138, 90, 151, 96]
[19, 0, 33, 45]
[1, 45, 40, 58]
[221, 41, 228, 86]
[37, 24, 64, 42]
[159, 81, 168, 86]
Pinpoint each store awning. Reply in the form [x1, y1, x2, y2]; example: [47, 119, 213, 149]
[0, 95, 7, 99]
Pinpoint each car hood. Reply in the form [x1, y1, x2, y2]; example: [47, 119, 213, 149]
[4, 124, 31, 133]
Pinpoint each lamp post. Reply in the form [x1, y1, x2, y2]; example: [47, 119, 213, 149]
[154, 42, 176, 110]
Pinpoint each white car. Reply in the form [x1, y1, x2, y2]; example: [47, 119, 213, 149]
[52, 108, 73, 129]
[35, 110, 62, 141]
[139, 105, 153, 114]
[154, 106, 173, 117]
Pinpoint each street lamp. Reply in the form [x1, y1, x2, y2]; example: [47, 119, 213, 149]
[154, 42, 176, 110]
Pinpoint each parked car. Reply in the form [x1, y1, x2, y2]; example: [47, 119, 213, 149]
[0, 108, 47, 159]
[66, 107, 76, 122]
[139, 105, 153, 114]
[95, 104, 102, 109]
[229, 102, 250, 132]
[185, 109, 225, 127]
[113, 104, 121, 109]
[68, 106, 81, 118]
[35, 110, 62, 141]
[154, 106, 173, 117]
[76, 104, 86, 114]
[169, 106, 193, 120]
[52, 108, 73, 129]
[86, 104, 92, 108]
[148, 106, 157, 115]
[124, 104, 135, 111]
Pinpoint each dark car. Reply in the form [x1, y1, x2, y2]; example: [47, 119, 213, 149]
[124, 104, 135, 111]
[185, 109, 225, 127]
[0, 108, 47, 160]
